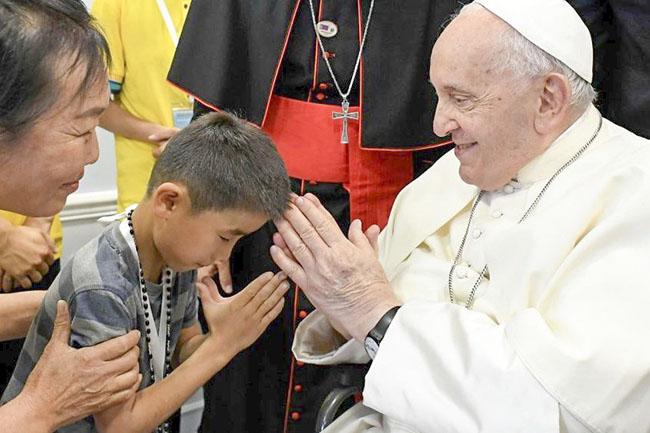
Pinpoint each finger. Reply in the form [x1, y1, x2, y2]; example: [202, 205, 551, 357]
[260, 297, 285, 328]
[96, 330, 141, 361]
[196, 277, 219, 307]
[101, 343, 141, 378]
[232, 272, 274, 309]
[284, 200, 336, 252]
[42, 233, 56, 253]
[348, 219, 374, 255]
[216, 260, 233, 294]
[45, 254, 55, 266]
[270, 245, 307, 288]
[248, 272, 287, 313]
[302, 193, 341, 229]
[364, 224, 381, 257]
[50, 300, 72, 346]
[147, 133, 170, 142]
[16, 275, 32, 289]
[272, 232, 296, 262]
[0, 270, 6, 294]
[36, 261, 50, 276]
[273, 216, 316, 268]
[27, 269, 43, 285]
[110, 367, 141, 395]
[255, 278, 290, 317]
[103, 373, 142, 409]
[2, 273, 13, 291]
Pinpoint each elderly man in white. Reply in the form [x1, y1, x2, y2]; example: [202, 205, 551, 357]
[269, 0, 650, 432]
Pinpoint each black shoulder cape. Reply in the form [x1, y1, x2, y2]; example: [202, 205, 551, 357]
[168, 0, 459, 150]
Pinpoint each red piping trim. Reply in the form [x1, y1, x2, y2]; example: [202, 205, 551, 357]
[262, 0, 303, 128]
[282, 179, 308, 433]
[361, 139, 454, 152]
[167, 79, 221, 112]
[282, 357, 296, 433]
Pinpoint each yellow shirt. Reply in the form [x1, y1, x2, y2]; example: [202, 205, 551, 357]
[0, 212, 63, 260]
[91, 0, 192, 212]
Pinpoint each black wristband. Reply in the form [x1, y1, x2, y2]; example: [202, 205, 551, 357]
[364, 306, 401, 360]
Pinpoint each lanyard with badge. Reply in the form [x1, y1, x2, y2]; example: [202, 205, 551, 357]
[109, 205, 174, 386]
[156, 0, 193, 129]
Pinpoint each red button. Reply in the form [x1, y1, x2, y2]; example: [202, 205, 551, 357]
[296, 361, 305, 367]
[315, 92, 326, 101]
[319, 82, 329, 90]
[294, 384, 303, 392]
[298, 310, 308, 319]
[324, 51, 336, 59]
[291, 411, 300, 421]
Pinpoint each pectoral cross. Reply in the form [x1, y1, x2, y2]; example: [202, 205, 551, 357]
[332, 99, 359, 144]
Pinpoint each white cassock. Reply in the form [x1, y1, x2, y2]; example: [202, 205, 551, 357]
[293, 105, 650, 433]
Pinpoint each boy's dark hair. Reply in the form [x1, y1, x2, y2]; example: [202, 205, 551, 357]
[0, 0, 109, 143]
[147, 111, 290, 219]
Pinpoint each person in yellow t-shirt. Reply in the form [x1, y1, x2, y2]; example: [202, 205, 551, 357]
[0, 211, 63, 394]
[92, 0, 193, 212]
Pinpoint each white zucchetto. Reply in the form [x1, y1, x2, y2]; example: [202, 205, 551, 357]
[474, 0, 593, 83]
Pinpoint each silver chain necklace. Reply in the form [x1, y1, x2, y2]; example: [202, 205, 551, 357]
[307, 0, 375, 144]
[448, 116, 603, 309]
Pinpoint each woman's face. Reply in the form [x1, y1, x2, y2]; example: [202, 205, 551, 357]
[0, 63, 109, 217]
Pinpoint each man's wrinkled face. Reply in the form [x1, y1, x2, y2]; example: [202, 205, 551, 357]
[429, 9, 546, 191]
[0, 61, 109, 217]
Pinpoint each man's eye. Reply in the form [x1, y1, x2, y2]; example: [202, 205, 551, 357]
[219, 236, 231, 242]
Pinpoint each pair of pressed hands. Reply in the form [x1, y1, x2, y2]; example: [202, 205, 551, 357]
[270, 193, 401, 343]
[0, 217, 57, 291]
[1, 301, 141, 433]
[195, 269, 289, 356]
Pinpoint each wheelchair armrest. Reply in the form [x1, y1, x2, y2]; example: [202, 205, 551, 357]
[315, 385, 363, 433]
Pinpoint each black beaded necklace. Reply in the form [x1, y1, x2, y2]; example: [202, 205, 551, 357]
[126, 210, 173, 433]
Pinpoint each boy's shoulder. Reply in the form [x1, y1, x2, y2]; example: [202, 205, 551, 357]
[56, 221, 140, 302]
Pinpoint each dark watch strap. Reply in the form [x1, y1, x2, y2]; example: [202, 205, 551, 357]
[365, 306, 401, 359]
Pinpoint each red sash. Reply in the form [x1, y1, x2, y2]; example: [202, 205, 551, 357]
[263, 95, 413, 228]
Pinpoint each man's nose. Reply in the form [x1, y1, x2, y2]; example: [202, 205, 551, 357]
[433, 103, 459, 137]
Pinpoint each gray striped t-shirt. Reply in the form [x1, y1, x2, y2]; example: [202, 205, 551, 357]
[1, 222, 198, 432]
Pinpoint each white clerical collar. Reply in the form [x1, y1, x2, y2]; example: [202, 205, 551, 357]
[516, 105, 601, 185]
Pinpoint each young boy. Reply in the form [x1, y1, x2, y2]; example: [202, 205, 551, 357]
[1, 111, 291, 433]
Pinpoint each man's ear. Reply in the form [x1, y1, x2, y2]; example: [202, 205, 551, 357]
[534, 72, 572, 134]
[151, 182, 188, 219]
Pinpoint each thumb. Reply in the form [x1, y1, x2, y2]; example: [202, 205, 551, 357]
[197, 276, 221, 305]
[50, 300, 71, 345]
[364, 224, 381, 257]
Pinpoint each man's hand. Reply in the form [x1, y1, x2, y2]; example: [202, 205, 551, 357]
[0, 224, 56, 291]
[270, 194, 400, 342]
[197, 259, 233, 294]
[19, 301, 142, 431]
[149, 127, 180, 158]
[196, 271, 289, 357]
